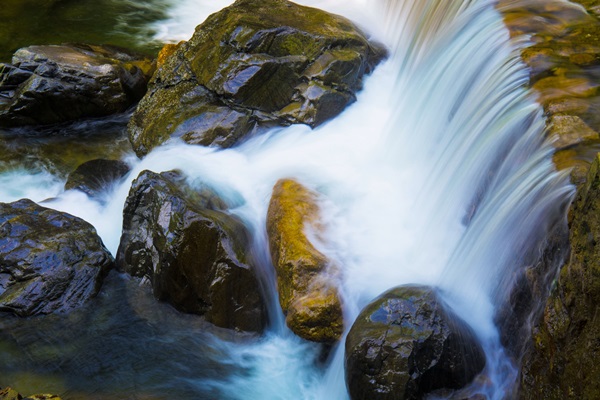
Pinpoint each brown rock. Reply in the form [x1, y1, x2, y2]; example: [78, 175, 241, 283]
[520, 153, 600, 398]
[116, 170, 266, 333]
[547, 114, 599, 149]
[266, 179, 343, 343]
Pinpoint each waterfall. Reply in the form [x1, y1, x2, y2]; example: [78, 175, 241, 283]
[0, 0, 575, 398]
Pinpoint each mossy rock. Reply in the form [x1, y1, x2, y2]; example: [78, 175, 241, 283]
[266, 178, 343, 343]
[128, 0, 387, 157]
[0, 387, 61, 400]
[116, 169, 266, 333]
[499, 0, 600, 178]
[520, 153, 600, 398]
[345, 285, 486, 400]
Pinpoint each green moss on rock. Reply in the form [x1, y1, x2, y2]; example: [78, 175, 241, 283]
[128, 0, 386, 157]
[520, 153, 600, 398]
[266, 178, 343, 343]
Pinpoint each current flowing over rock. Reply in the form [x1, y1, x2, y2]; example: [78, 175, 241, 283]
[266, 178, 344, 343]
[116, 169, 266, 332]
[345, 285, 486, 400]
[0, 0, 582, 398]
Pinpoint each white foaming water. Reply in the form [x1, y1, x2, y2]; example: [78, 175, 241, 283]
[2, 0, 574, 398]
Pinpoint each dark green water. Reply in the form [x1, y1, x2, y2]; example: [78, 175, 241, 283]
[0, 0, 172, 179]
[0, 0, 170, 62]
[0, 272, 253, 399]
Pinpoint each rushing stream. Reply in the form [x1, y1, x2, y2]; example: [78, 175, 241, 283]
[0, 0, 575, 398]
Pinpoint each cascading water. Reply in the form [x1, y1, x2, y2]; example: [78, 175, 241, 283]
[0, 0, 575, 398]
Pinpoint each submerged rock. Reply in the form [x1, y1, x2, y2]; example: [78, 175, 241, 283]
[266, 179, 343, 343]
[0, 387, 61, 400]
[64, 158, 131, 200]
[345, 285, 486, 400]
[520, 153, 600, 399]
[128, 0, 387, 157]
[116, 170, 266, 332]
[0, 199, 113, 316]
[0, 44, 154, 128]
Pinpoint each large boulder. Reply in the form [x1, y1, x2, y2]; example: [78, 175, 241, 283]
[520, 153, 600, 399]
[345, 285, 486, 400]
[116, 169, 266, 333]
[266, 179, 343, 343]
[128, 0, 387, 157]
[64, 158, 131, 200]
[0, 44, 154, 128]
[0, 199, 113, 316]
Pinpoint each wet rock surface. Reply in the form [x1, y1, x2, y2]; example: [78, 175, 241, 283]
[116, 169, 266, 332]
[0, 44, 154, 128]
[345, 285, 486, 400]
[64, 158, 131, 200]
[128, 0, 386, 157]
[266, 179, 343, 343]
[499, 1, 600, 396]
[0, 199, 113, 316]
[520, 153, 600, 399]
[499, 0, 600, 184]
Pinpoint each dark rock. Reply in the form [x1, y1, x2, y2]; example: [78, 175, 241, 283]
[494, 214, 570, 359]
[520, 153, 600, 399]
[0, 44, 154, 128]
[0, 199, 113, 316]
[116, 169, 266, 332]
[345, 285, 486, 400]
[64, 158, 131, 199]
[266, 179, 343, 343]
[128, 0, 387, 157]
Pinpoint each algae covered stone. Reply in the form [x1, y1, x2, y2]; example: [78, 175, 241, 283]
[0, 387, 61, 400]
[345, 285, 486, 400]
[116, 169, 266, 332]
[128, 0, 386, 157]
[266, 178, 343, 343]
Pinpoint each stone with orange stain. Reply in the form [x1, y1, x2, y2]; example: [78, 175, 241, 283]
[266, 178, 343, 343]
[156, 41, 185, 70]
